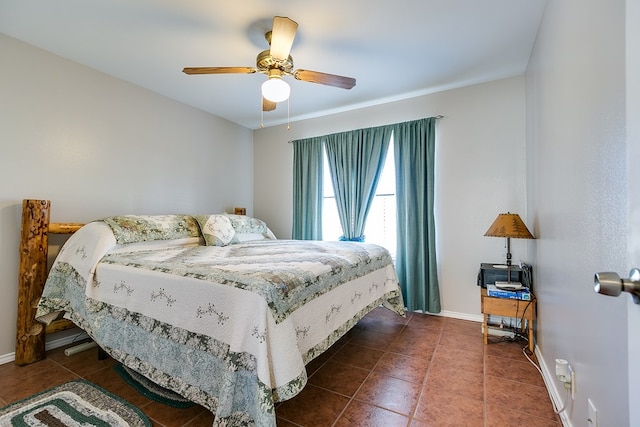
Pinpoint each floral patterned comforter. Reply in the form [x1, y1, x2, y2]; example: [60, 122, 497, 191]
[36, 219, 405, 426]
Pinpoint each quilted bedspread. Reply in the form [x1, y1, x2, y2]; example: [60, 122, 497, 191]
[36, 220, 405, 426]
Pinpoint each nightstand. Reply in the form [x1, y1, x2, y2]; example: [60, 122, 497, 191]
[480, 287, 536, 353]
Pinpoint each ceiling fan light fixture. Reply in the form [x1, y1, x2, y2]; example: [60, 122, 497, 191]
[183, 15, 357, 112]
[262, 75, 290, 103]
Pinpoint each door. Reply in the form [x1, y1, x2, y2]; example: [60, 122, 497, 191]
[627, 2, 639, 424]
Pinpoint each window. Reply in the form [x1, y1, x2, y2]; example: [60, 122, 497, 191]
[322, 139, 396, 258]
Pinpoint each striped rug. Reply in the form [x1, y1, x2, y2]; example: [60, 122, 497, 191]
[0, 380, 150, 426]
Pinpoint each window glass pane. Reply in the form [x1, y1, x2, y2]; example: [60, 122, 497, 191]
[374, 142, 395, 195]
[323, 153, 334, 197]
[364, 139, 396, 258]
[322, 139, 396, 259]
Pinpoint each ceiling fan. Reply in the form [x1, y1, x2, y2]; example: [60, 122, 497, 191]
[182, 16, 356, 112]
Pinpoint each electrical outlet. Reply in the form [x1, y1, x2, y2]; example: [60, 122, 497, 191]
[588, 399, 598, 427]
[555, 358, 576, 400]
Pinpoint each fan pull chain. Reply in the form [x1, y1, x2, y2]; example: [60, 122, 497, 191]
[259, 97, 290, 129]
[260, 99, 264, 128]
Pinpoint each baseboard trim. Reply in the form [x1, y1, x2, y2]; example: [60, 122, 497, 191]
[536, 347, 573, 427]
[0, 331, 90, 366]
[431, 309, 518, 338]
[433, 309, 483, 323]
[0, 353, 13, 366]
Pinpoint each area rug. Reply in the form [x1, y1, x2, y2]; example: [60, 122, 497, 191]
[0, 379, 150, 426]
[113, 364, 194, 409]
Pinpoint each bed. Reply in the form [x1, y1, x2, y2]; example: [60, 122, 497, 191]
[15, 199, 405, 426]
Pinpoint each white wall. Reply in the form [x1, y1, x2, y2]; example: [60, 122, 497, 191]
[253, 76, 529, 318]
[526, 0, 628, 425]
[0, 33, 253, 358]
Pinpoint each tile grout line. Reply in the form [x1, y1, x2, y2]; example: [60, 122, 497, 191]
[328, 312, 417, 426]
[329, 319, 404, 426]
[483, 334, 488, 427]
[410, 320, 445, 425]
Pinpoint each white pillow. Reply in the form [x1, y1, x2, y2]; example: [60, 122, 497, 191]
[195, 215, 236, 246]
[233, 228, 277, 243]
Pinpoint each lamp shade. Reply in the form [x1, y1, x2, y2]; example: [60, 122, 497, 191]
[261, 76, 290, 103]
[484, 213, 534, 239]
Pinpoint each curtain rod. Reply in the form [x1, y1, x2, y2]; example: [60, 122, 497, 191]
[287, 115, 444, 143]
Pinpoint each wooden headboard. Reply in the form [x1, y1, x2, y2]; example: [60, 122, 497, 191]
[15, 199, 84, 366]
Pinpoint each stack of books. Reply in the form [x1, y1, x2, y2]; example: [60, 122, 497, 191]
[487, 284, 531, 301]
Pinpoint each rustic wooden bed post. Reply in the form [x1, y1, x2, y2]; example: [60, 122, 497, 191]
[15, 199, 50, 365]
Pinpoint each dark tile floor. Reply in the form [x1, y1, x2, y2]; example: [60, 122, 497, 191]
[0, 308, 561, 426]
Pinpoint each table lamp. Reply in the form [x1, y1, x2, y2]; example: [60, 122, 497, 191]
[484, 212, 535, 289]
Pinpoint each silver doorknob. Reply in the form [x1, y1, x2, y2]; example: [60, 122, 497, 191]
[594, 268, 640, 304]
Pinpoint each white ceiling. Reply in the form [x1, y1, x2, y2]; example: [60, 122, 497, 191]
[0, 0, 546, 130]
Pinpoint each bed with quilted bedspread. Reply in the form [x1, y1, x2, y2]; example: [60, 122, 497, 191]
[35, 213, 405, 426]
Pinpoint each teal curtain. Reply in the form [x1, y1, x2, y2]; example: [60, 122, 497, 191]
[292, 137, 324, 240]
[394, 117, 440, 313]
[324, 126, 392, 241]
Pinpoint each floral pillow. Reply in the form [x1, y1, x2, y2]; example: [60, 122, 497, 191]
[101, 215, 201, 244]
[223, 214, 269, 234]
[194, 214, 236, 246]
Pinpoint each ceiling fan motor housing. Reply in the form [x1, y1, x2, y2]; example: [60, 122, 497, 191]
[256, 50, 294, 74]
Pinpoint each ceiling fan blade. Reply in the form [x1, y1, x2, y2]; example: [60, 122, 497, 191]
[269, 16, 298, 61]
[262, 98, 277, 112]
[182, 67, 256, 75]
[293, 69, 356, 89]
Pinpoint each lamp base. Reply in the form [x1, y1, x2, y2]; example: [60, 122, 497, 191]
[495, 281, 523, 291]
